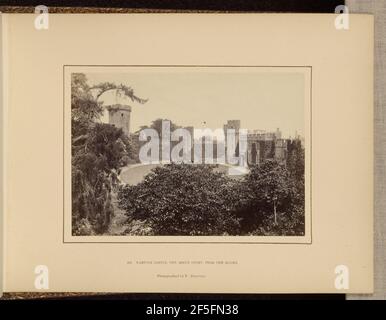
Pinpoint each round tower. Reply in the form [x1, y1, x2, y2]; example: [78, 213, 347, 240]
[106, 104, 131, 135]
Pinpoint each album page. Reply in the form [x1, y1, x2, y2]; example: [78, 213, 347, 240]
[1, 13, 373, 293]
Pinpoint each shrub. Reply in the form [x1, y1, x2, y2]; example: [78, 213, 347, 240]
[233, 159, 304, 235]
[118, 163, 241, 235]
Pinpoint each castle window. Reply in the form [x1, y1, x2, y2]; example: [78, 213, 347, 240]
[121, 113, 124, 117]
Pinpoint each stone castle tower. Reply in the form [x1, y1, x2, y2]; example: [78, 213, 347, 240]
[223, 120, 241, 134]
[106, 104, 131, 135]
[223, 120, 241, 159]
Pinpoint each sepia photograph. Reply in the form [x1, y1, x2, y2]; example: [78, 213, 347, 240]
[68, 66, 309, 238]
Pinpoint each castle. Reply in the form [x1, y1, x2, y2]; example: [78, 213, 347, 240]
[107, 104, 302, 166]
[223, 120, 292, 166]
[106, 104, 132, 136]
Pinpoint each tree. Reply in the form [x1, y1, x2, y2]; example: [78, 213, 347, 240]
[287, 139, 304, 181]
[118, 164, 240, 235]
[286, 139, 305, 207]
[245, 160, 292, 225]
[71, 73, 147, 235]
[72, 121, 132, 235]
[71, 74, 147, 147]
[137, 118, 180, 136]
[91, 82, 148, 104]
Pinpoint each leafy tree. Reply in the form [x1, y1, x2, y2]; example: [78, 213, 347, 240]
[71, 73, 147, 235]
[137, 118, 180, 135]
[244, 160, 293, 225]
[91, 82, 148, 104]
[72, 123, 130, 234]
[286, 139, 305, 206]
[118, 164, 240, 235]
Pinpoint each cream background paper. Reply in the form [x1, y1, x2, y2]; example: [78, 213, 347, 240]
[1, 14, 373, 293]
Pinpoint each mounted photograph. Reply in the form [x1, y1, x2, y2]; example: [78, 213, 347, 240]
[64, 66, 311, 242]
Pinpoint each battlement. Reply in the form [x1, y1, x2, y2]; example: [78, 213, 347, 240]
[106, 104, 132, 113]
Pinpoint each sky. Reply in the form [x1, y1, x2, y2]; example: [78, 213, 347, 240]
[84, 68, 305, 139]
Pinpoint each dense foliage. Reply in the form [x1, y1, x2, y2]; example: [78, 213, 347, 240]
[71, 73, 145, 235]
[118, 155, 305, 236]
[118, 164, 241, 235]
[236, 159, 304, 235]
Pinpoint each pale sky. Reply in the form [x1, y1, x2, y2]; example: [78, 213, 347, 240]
[85, 68, 305, 139]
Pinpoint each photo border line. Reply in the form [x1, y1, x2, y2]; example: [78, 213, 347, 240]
[63, 64, 313, 245]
